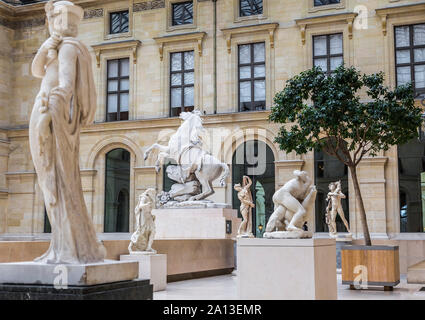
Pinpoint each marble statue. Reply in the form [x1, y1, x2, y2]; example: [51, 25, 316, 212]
[264, 170, 317, 239]
[234, 176, 255, 238]
[129, 188, 157, 254]
[144, 110, 230, 208]
[29, 1, 105, 264]
[325, 181, 351, 238]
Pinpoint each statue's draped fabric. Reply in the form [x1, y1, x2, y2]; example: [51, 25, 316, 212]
[30, 39, 105, 264]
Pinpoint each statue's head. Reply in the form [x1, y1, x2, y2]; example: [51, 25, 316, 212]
[141, 188, 156, 203]
[45, 0, 83, 37]
[328, 182, 336, 191]
[294, 170, 309, 182]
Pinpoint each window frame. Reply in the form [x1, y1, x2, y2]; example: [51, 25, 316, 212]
[313, 33, 344, 75]
[394, 23, 425, 97]
[109, 10, 130, 35]
[171, 0, 194, 26]
[239, 0, 263, 18]
[313, 0, 341, 7]
[169, 50, 195, 117]
[106, 58, 130, 122]
[238, 42, 266, 112]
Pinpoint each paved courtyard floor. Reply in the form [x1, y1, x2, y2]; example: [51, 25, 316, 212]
[154, 273, 425, 300]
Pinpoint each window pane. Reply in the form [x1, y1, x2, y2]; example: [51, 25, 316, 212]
[184, 51, 194, 70]
[314, 58, 328, 72]
[253, 43, 265, 63]
[121, 12, 129, 33]
[397, 50, 411, 64]
[171, 73, 181, 86]
[314, 0, 341, 6]
[184, 86, 194, 107]
[397, 66, 411, 85]
[121, 59, 130, 77]
[329, 34, 343, 55]
[254, 80, 265, 101]
[414, 48, 425, 63]
[171, 53, 182, 71]
[413, 24, 425, 46]
[330, 56, 343, 71]
[108, 60, 118, 77]
[395, 26, 410, 47]
[171, 88, 182, 108]
[240, 0, 263, 17]
[254, 65, 265, 78]
[314, 36, 327, 56]
[240, 81, 251, 102]
[120, 93, 129, 112]
[110, 13, 121, 34]
[415, 65, 425, 89]
[239, 45, 251, 64]
[108, 94, 118, 113]
[120, 79, 129, 91]
[108, 80, 118, 92]
[172, 2, 193, 26]
[184, 72, 194, 85]
[240, 66, 251, 79]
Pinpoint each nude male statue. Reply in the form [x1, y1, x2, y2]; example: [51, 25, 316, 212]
[326, 181, 350, 237]
[234, 176, 255, 238]
[265, 170, 317, 233]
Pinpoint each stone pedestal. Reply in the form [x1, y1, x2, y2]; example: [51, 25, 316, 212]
[153, 208, 240, 239]
[336, 237, 352, 270]
[121, 253, 167, 292]
[237, 238, 337, 300]
[0, 260, 138, 286]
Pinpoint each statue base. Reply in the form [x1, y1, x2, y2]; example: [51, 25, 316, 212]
[263, 230, 313, 239]
[121, 253, 167, 292]
[237, 233, 255, 239]
[159, 200, 231, 209]
[237, 238, 337, 300]
[153, 208, 240, 239]
[0, 260, 138, 286]
[0, 279, 152, 300]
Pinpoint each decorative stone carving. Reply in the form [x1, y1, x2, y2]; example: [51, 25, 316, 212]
[234, 176, 255, 238]
[29, 1, 106, 264]
[144, 110, 230, 209]
[325, 180, 351, 238]
[264, 170, 317, 239]
[129, 188, 157, 254]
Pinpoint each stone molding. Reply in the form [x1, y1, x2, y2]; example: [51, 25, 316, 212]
[295, 12, 358, 45]
[91, 39, 141, 67]
[153, 31, 206, 61]
[84, 8, 103, 19]
[133, 0, 165, 12]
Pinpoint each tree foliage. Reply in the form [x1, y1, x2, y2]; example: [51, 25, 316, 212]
[269, 65, 423, 167]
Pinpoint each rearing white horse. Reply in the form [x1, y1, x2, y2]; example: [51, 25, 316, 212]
[144, 110, 229, 201]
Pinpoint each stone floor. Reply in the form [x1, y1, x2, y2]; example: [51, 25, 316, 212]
[154, 273, 425, 300]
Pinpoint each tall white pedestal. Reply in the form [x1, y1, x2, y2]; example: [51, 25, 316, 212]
[237, 238, 337, 300]
[120, 254, 167, 292]
[153, 208, 240, 239]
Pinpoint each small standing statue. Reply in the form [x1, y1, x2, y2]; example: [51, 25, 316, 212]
[234, 176, 255, 238]
[129, 189, 157, 254]
[325, 181, 351, 238]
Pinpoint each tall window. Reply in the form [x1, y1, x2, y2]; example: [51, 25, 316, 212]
[238, 43, 266, 112]
[172, 1, 193, 26]
[107, 58, 129, 122]
[398, 125, 425, 233]
[110, 11, 129, 34]
[395, 24, 425, 97]
[313, 33, 343, 75]
[240, 0, 263, 17]
[104, 149, 130, 233]
[170, 51, 194, 117]
[314, 0, 340, 6]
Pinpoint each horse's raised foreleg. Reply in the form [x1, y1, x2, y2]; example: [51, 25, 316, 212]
[155, 152, 169, 173]
[143, 143, 169, 161]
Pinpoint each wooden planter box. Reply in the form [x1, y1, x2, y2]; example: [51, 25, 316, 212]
[341, 245, 400, 291]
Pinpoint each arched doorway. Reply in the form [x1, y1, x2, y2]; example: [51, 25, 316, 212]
[314, 148, 349, 233]
[104, 148, 130, 232]
[232, 140, 275, 237]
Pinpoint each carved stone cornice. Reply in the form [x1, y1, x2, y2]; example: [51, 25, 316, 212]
[295, 12, 358, 45]
[376, 2, 425, 36]
[221, 22, 278, 53]
[153, 31, 206, 61]
[133, 0, 165, 12]
[91, 39, 141, 68]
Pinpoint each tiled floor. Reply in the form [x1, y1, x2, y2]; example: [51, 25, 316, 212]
[154, 273, 425, 300]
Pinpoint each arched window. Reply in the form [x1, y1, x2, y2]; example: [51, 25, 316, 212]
[398, 126, 425, 233]
[232, 140, 275, 237]
[314, 147, 349, 232]
[104, 148, 130, 232]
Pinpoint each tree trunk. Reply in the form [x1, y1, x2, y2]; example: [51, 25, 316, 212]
[349, 165, 372, 246]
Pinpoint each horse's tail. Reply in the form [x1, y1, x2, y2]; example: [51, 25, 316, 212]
[219, 162, 229, 187]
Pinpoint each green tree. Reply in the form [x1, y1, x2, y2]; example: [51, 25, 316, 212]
[270, 65, 423, 246]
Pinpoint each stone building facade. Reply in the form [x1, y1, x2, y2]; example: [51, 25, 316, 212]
[0, 0, 424, 270]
